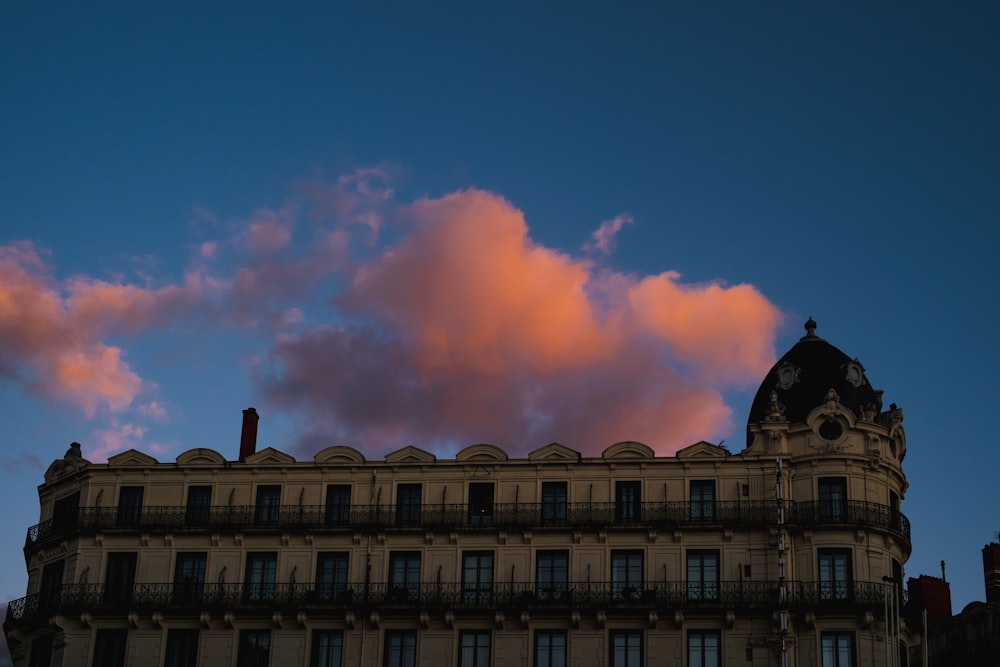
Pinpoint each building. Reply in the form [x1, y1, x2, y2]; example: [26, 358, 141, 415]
[5, 319, 915, 666]
[906, 544, 1000, 666]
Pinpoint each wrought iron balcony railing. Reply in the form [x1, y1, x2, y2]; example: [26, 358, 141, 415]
[4, 579, 892, 628]
[23, 499, 910, 552]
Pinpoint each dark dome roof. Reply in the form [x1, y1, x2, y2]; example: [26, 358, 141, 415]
[746, 319, 882, 445]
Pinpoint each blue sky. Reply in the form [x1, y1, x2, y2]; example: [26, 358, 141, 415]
[1, 1, 998, 629]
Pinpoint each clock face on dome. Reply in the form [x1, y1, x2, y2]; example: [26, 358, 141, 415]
[775, 361, 800, 390]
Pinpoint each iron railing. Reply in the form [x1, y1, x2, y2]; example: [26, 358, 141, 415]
[23, 500, 910, 551]
[5, 579, 892, 627]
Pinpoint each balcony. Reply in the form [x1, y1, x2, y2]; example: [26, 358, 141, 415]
[23, 499, 910, 555]
[4, 579, 893, 630]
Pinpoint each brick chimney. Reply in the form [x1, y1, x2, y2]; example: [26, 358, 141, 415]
[239, 407, 259, 460]
[984, 542, 1000, 604]
[907, 575, 952, 624]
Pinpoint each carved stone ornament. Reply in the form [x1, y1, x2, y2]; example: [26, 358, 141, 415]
[844, 359, 866, 388]
[766, 391, 786, 421]
[774, 361, 800, 390]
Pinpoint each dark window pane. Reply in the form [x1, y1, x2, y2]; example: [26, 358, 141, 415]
[164, 629, 199, 667]
[536, 551, 569, 602]
[117, 487, 144, 527]
[610, 630, 642, 667]
[388, 552, 421, 601]
[462, 551, 494, 606]
[611, 551, 643, 601]
[458, 631, 490, 667]
[384, 630, 416, 667]
[186, 486, 211, 525]
[396, 485, 421, 528]
[312, 630, 343, 667]
[244, 553, 277, 602]
[237, 630, 271, 667]
[468, 483, 494, 526]
[173, 553, 207, 604]
[819, 549, 852, 601]
[615, 481, 641, 524]
[255, 486, 281, 525]
[325, 485, 351, 525]
[104, 552, 137, 607]
[317, 552, 349, 602]
[818, 478, 848, 520]
[541, 482, 567, 526]
[687, 551, 719, 601]
[534, 630, 566, 667]
[92, 629, 127, 667]
[688, 631, 720, 667]
[821, 632, 855, 667]
[690, 481, 715, 521]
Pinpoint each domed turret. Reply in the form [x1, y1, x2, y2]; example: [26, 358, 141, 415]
[746, 318, 883, 446]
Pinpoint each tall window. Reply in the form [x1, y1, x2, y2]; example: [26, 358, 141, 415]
[164, 629, 199, 667]
[244, 552, 277, 602]
[818, 549, 852, 601]
[821, 632, 855, 667]
[687, 550, 719, 601]
[534, 630, 566, 667]
[396, 484, 422, 528]
[317, 552, 349, 602]
[611, 550, 643, 601]
[255, 485, 281, 525]
[462, 551, 494, 606]
[40, 559, 64, 606]
[237, 630, 270, 667]
[458, 631, 490, 667]
[52, 491, 80, 536]
[311, 630, 343, 667]
[388, 552, 421, 602]
[325, 485, 351, 525]
[609, 630, 642, 667]
[186, 486, 212, 525]
[615, 481, 641, 524]
[92, 629, 127, 667]
[104, 552, 137, 607]
[688, 630, 720, 667]
[536, 550, 569, 602]
[28, 635, 53, 667]
[468, 483, 494, 526]
[116, 486, 144, 527]
[383, 630, 416, 667]
[173, 552, 207, 604]
[818, 478, 847, 520]
[541, 482, 567, 526]
[690, 480, 715, 521]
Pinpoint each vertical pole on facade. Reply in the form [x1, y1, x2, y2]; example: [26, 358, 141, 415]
[922, 608, 928, 667]
[776, 457, 789, 667]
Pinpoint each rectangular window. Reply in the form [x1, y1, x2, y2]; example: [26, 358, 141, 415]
[609, 630, 642, 667]
[255, 485, 281, 526]
[52, 491, 80, 536]
[383, 630, 417, 667]
[396, 484, 422, 528]
[92, 628, 127, 667]
[688, 630, 721, 667]
[468, 482, 494, 526]
[173, 552, 207, 605]
[104, 552, 137, 607]
[40, 559, 64, 606]
[462, 551, 494, 606]
[611, 550, 643, 601]
[690, 480, 715, 521]
[244, 552, 277, 602]
[116, 486, 144, 528]
[818, 549, 852, 601]
[311, 630, 343, 667]
[534, 630, 566, 667]
[536, 550, 569, 602]
[164, 629, 199, 667]
[821, 632, 855, 667]
[458, 631, 491, 667]
[237, 630, 271, 667]
[185, 486, 212, 525]
[388, 552, 421, 602]
[615, 481, 641, 524]
[317, 552, 349, 602]
[687, 550, 719, 602]
[325, 485, 351, 525]
[28, 634, 53, 667]
[818, 478, 848, 520]
[541, 482, 567, 526]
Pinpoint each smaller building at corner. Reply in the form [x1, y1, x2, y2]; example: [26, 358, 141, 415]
[5, 320, 914, 667]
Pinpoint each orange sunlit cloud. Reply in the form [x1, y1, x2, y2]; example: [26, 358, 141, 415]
[260, 187, 783, 457]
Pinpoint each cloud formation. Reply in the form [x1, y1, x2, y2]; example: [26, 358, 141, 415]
[258, 186, 782, 457]
[0, 170, 783, 460]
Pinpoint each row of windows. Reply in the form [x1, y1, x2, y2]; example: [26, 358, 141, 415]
[39, 548, 869, 603]
[80, 476, 883, 527]
[32, 628, 858, 667]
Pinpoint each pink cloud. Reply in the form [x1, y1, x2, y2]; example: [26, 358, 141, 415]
[585, 213, 634, 255]
[259, 188, 783, 457]
[245, 209, 293, 254]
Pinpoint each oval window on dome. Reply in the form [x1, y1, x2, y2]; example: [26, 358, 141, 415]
[818, 419, 843, 441]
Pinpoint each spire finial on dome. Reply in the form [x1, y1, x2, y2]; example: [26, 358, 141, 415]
[804, 317, 817, 338]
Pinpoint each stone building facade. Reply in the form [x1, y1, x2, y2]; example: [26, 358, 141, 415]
[5, 321, 914, 666]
